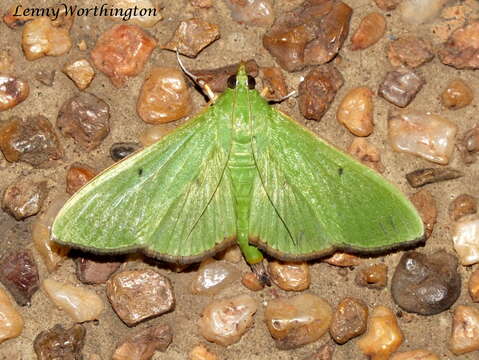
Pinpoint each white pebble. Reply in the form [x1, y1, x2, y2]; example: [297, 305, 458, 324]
[452, 214, 479, 265]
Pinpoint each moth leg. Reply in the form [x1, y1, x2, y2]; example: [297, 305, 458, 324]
[251, 261, 271, 287]
[238, 233, 263, 264]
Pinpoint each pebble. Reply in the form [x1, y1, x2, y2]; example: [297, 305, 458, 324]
[449, 305, 479, 355]
[3, 5, 34, 28]
[391, 250, 461, 315]
[373, 0, 401, 11]
[241, 272, 265, 291]
[390, 349, 439, 360]
[469, 268, 479, 302]
[191, 60, 259, 93]
[298, 65, 344, 121]
[190, 344, 218, 360]
[302, 343, 335, 360]
[355, 264, 388, 289]
[440, 79, 474, 110]
[409, 189, 437, 239]
[449, 194, 477, 221]
[260, 67, 288, 100]
[163, 19, 220, 58]
[452, 215, 479, 265]
[190, 0, 213, 8]
[22, 17, 73, 60]
[42, 278, 104, 322]
[32, 195, 70, 272]
[91, 24, 157, 87]
[378, 68, 425, 108]
[75, 255, 121, 284]
[33, 324, 85, 360]
[35, 70, 55, 87]
[323, 252, 361, 267]
[400, 0, 449, 24]
[406, 167, 463, 188]
[112, 324, 172, 360]
[0, 50, 14, 74]
[459, 126, 479, 165]
[198, 294, 257, 346]
[0, 288, 23, 344]
[216, 245, 242, 263]
[62, 59, 95, 90]
[0, 249, 39, 306]
[66, 163, 97, 195]
[265, 293, 333, 349]
[57, 93, 110, 151]
[268, 261, 310, 291]
[191, 260, 241, 295]
[0, 75, 29, 111]
[388, 110, 457, 165]
[110, 142, 141, 161]
[348, 138, 384, 173]
[357, 306, 403, 360]
[108, 0, 162, 27]
[2, 178, 48, 220]
[329, 297, 368, 344]
[106, 269, 175, 326]
[263, 1, 352, 71]
[439, 21, 479, 69]
[0, 115, 63, 166]
[137, 67, 192, 124]
[224, 0, 274, 27]
[139, 125, 175, 146]
[387, 37, 434, 68]
[350, 13, 386, 51]
[337, 87, 374, 136]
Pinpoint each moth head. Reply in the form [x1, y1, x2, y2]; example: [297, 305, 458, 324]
[227, 64, 256, 90]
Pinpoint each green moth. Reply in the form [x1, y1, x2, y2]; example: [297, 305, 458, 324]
[52, 65, 424, 265]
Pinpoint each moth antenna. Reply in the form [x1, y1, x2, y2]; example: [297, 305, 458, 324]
[176, 49, 217, 103]
[265, 89, 298, 104]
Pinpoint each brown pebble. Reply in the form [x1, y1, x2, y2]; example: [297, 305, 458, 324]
[241, 272, 265, 291]
[0, 51, 14, 74]
[263, 0, 352, 72]
[449, 305, 479, 355]
[324, 252, 361, 267]
[0, 249, 39, 306]
[378, 68, 425, 108]
[91, 24, 157, 87]
[112, 324, 172, 360]
[0, 288, 23, 344]
[355, 264, 388, 289]
[441, 79, 474, 110]
[137, 67, 191, 124]
[350, 13, 386, 51]
[62, 58, 95, 90]
[190, 344, 218, 360]
[406, 167, 463, 188]
[298, 65, 344, 121]
[57, 93, 110, 151]
[190, 0, 213, 8]
[76, 255, 121, 285]
[459, 126, 479, 165]
[265, 293, 333, 349]
[2, 179, 48, 220]
[387, 37, 434, 68]
[106, 269, 175, 326]
[337, 87, 374, 137]
[469, 269, 479, 302]
[449, 194, 477, 221]
[0, 75, 29, 111]
[3, 5, 34, 28]
[439, 21, 479, 69]
[268, 261, 310, 291]
[66, 163, 97, 195]
[163, 19, 220, 58]
[409, 189, 437, 239]
[190, 260, 241, 295]
[34, 324, 85, 360]
[0, 115, 63, 166]
[191, 60, 259, 93]
[330, 297, 368, 344]
[35, 70, 55, 87]
[260, 67, 288, 100]
[373, 0, 402, 11]
[348, 138, 384, 173]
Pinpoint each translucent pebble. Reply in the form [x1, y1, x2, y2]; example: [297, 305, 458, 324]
[0, 288, 23, 344]
[452, 214, 479, 265]
[191, 260, 241, 295]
